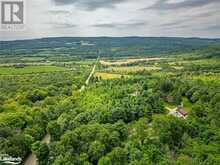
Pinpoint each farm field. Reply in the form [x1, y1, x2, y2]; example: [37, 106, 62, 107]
[0, 65, 68, 75]
[100, 57, 167, 66]
[95, 72, 123, 79]
[106, 66, 161, 73]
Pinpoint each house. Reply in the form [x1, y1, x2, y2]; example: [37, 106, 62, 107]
[176, 106, 188, 118]
[128, 91, 139, 97]
[169, 105, 188, 119]
[14, 63, 26, 68]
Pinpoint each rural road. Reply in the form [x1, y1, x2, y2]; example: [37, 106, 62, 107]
[79, 64, 96, 92]
[24, 135, 50, 165]
[24, 58, 99, 165]
[80, 57, 99, 92]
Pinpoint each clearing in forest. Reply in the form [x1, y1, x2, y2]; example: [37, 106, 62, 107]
[100, 57, 166, 66]
[95, 72, 124, 79]
[108, 66, 161, 73]
[0, 66, 68, 75]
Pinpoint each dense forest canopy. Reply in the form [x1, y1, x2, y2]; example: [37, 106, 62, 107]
[0, 37, 220, 165]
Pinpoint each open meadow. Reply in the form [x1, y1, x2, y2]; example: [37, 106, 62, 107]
[0, 65, 68, 75]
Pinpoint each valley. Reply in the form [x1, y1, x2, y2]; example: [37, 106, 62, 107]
[0, 37, 219, 165]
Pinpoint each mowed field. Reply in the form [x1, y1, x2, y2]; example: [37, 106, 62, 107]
[0, 65, 68, 75]
[95, 72, 124, 79]
[108, 66, 161, 73]
[100, 57, 166, 66]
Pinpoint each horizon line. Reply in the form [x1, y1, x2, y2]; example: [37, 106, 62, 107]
[1, 35, 220, 42]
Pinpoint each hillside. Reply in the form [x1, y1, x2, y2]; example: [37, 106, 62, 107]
[1, 37, 220, 58]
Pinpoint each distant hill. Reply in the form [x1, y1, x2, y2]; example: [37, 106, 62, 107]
[196, 45, 220, 58]
[1, 37, 220, 57]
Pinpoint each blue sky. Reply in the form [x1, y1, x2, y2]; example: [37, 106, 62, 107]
[1, 0, 220, 40]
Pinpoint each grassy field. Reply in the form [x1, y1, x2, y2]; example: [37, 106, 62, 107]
[100, 57, 166, 66]
[171, 66, 184, 70]
[21, 57, 46, 62]
[108, 66, 161, 73]
[95, 72, 124, 79]
[74, 60, 96, 65]
[164, 102, 177, 109]
[185, 73, 220, 85]
[169, 59, 220, 68]
[191, 74, 220, 81]
[0, 65, 68, 75]
[182, 97, 193, 112]
[191, 59, 220, 65]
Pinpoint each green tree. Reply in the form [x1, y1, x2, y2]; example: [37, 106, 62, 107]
[153, 115, 186, 150]
[47, 121, 61, 141]
[26, 89, 47, 103]
[107, 147, 128, 165]
[88, 141, 106, 163]
[32, 141, 49, 165]
[98, 156, 111, 165]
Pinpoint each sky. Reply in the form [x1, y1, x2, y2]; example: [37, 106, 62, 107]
[0, 0, 220, 40]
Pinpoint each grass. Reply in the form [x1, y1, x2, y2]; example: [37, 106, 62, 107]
[182, 97, 193, 112]
[164, 102, 176, 109]
[191, 74, 220, 81]
[100, 57, 166, 66]
[191, 59, 220, 65]
[21, 57, 46, 62]
[74, 60, 96, 65]
[151, 71, 175, 77]
[186, 74, 220, 85]
[172, 66, 184, 70]
[108, 66, 161, 73]
[168, 59, 220, 67]
[164, 97, 193, 113]
[95, 72, 124, 79]
[0, 65, 68, 75]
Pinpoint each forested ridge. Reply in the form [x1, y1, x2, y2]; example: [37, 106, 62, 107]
[1, 37, 220, 58]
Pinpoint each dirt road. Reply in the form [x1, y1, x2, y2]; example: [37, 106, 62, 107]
[80, 57, 99, 92]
